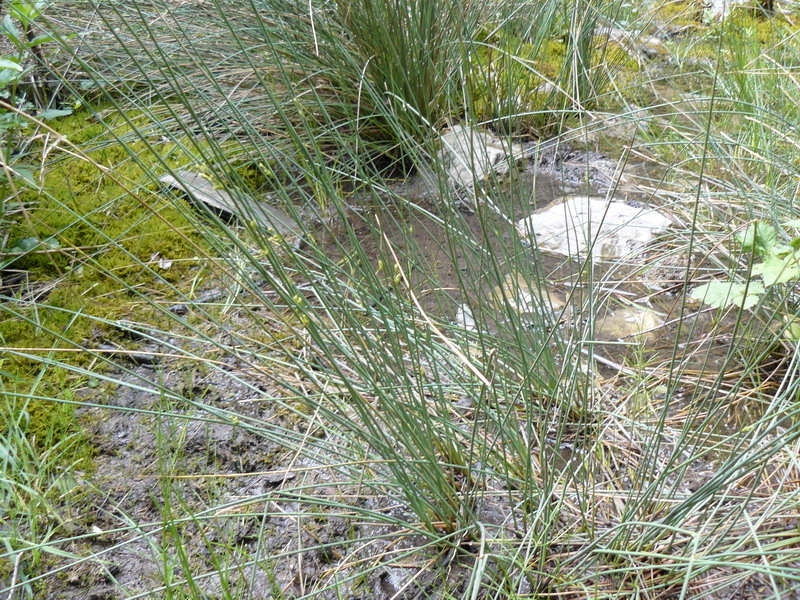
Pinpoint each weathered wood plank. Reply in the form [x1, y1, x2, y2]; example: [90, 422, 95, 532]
[159, 171, 301, 239]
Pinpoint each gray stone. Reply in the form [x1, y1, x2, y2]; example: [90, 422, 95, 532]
[439, 125, 526, 190]
[159, 170, 301, 239]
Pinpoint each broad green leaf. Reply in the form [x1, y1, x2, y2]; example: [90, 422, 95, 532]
[772, 243, 793, 257]
[38, 108, 72, 120]
[752, 256, 800, 286]
[10, 236, 41, 252]
[0, 58, 22, 71]
[12, 166, 36, 187]
[7, 235, 59, 254]
[26, 33, 56, 46]
[10, 0, 43, 25]
[736, 224, 757, 250]
[0, 66, 27, 86]
[783, 316, 800, 343]
[784, 219, 800, 228]
[737, 221, 777, 258]
[690, 280, 765, 310]
[0, 15, 22, 45]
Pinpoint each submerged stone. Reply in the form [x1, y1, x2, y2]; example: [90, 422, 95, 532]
[440, 124, 526, 190]
[490, 273, 569, 326]
[454, 304, 477, 332]
[596, 306, 664, 343]
[638, 251, 694, 291]
[516, 196, 672, 261]
[603, 26, 668, 60]
[453, 274, 569, 334]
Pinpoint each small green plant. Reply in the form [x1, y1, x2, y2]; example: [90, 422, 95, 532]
[1, 0, 73, 266]
[691, 220, 800, 310]
[0, 0, 71, 181]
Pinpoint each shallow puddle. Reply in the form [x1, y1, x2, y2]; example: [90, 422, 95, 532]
[311, 160, 771, 434]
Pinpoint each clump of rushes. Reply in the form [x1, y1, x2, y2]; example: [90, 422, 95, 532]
[57, 0, 626, 175]
[325, 0, 478, 138]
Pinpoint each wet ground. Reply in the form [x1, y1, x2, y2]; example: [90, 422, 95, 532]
[312, 143, 788, 459]
[39, 145, 791, 599]
[316, 150, 746, 380]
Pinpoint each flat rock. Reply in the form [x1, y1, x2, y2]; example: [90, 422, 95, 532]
[440, 125, 526, 190]
[516, 196, 672, 261]
[488, 273, 570, 329]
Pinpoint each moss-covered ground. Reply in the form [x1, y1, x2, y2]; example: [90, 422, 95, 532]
[1, 109, 217, 461]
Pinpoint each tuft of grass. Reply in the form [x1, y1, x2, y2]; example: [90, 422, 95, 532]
[0, 372, 88, 598]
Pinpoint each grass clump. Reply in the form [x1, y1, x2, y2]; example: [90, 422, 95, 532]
[328, 0, 478, 132]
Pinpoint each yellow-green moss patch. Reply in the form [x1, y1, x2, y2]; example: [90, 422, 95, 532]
[1, 108, 220, 458]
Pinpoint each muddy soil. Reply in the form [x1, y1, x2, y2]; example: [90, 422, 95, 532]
[55, 355, 465, 599]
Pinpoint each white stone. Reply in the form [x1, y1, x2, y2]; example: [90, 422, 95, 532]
[705, 0, 772, 19]
[455, 304, 477, 332]
[440, 125, 526, 189]
[516, 196, 672, 261]
[707, 0, 735, 17]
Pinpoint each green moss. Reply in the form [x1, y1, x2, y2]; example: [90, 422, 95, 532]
[666, 5, 800, 71]
[469, 26, 644, 134]
[653, 0, 703, 28]
[1, 107, 217, 457]
[597, 39, 641, 74]
[232, 159, 284, 193]
[724, 9, 794, 44]
[540, 39, 568, 80]
[469, 33, 569, 133]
